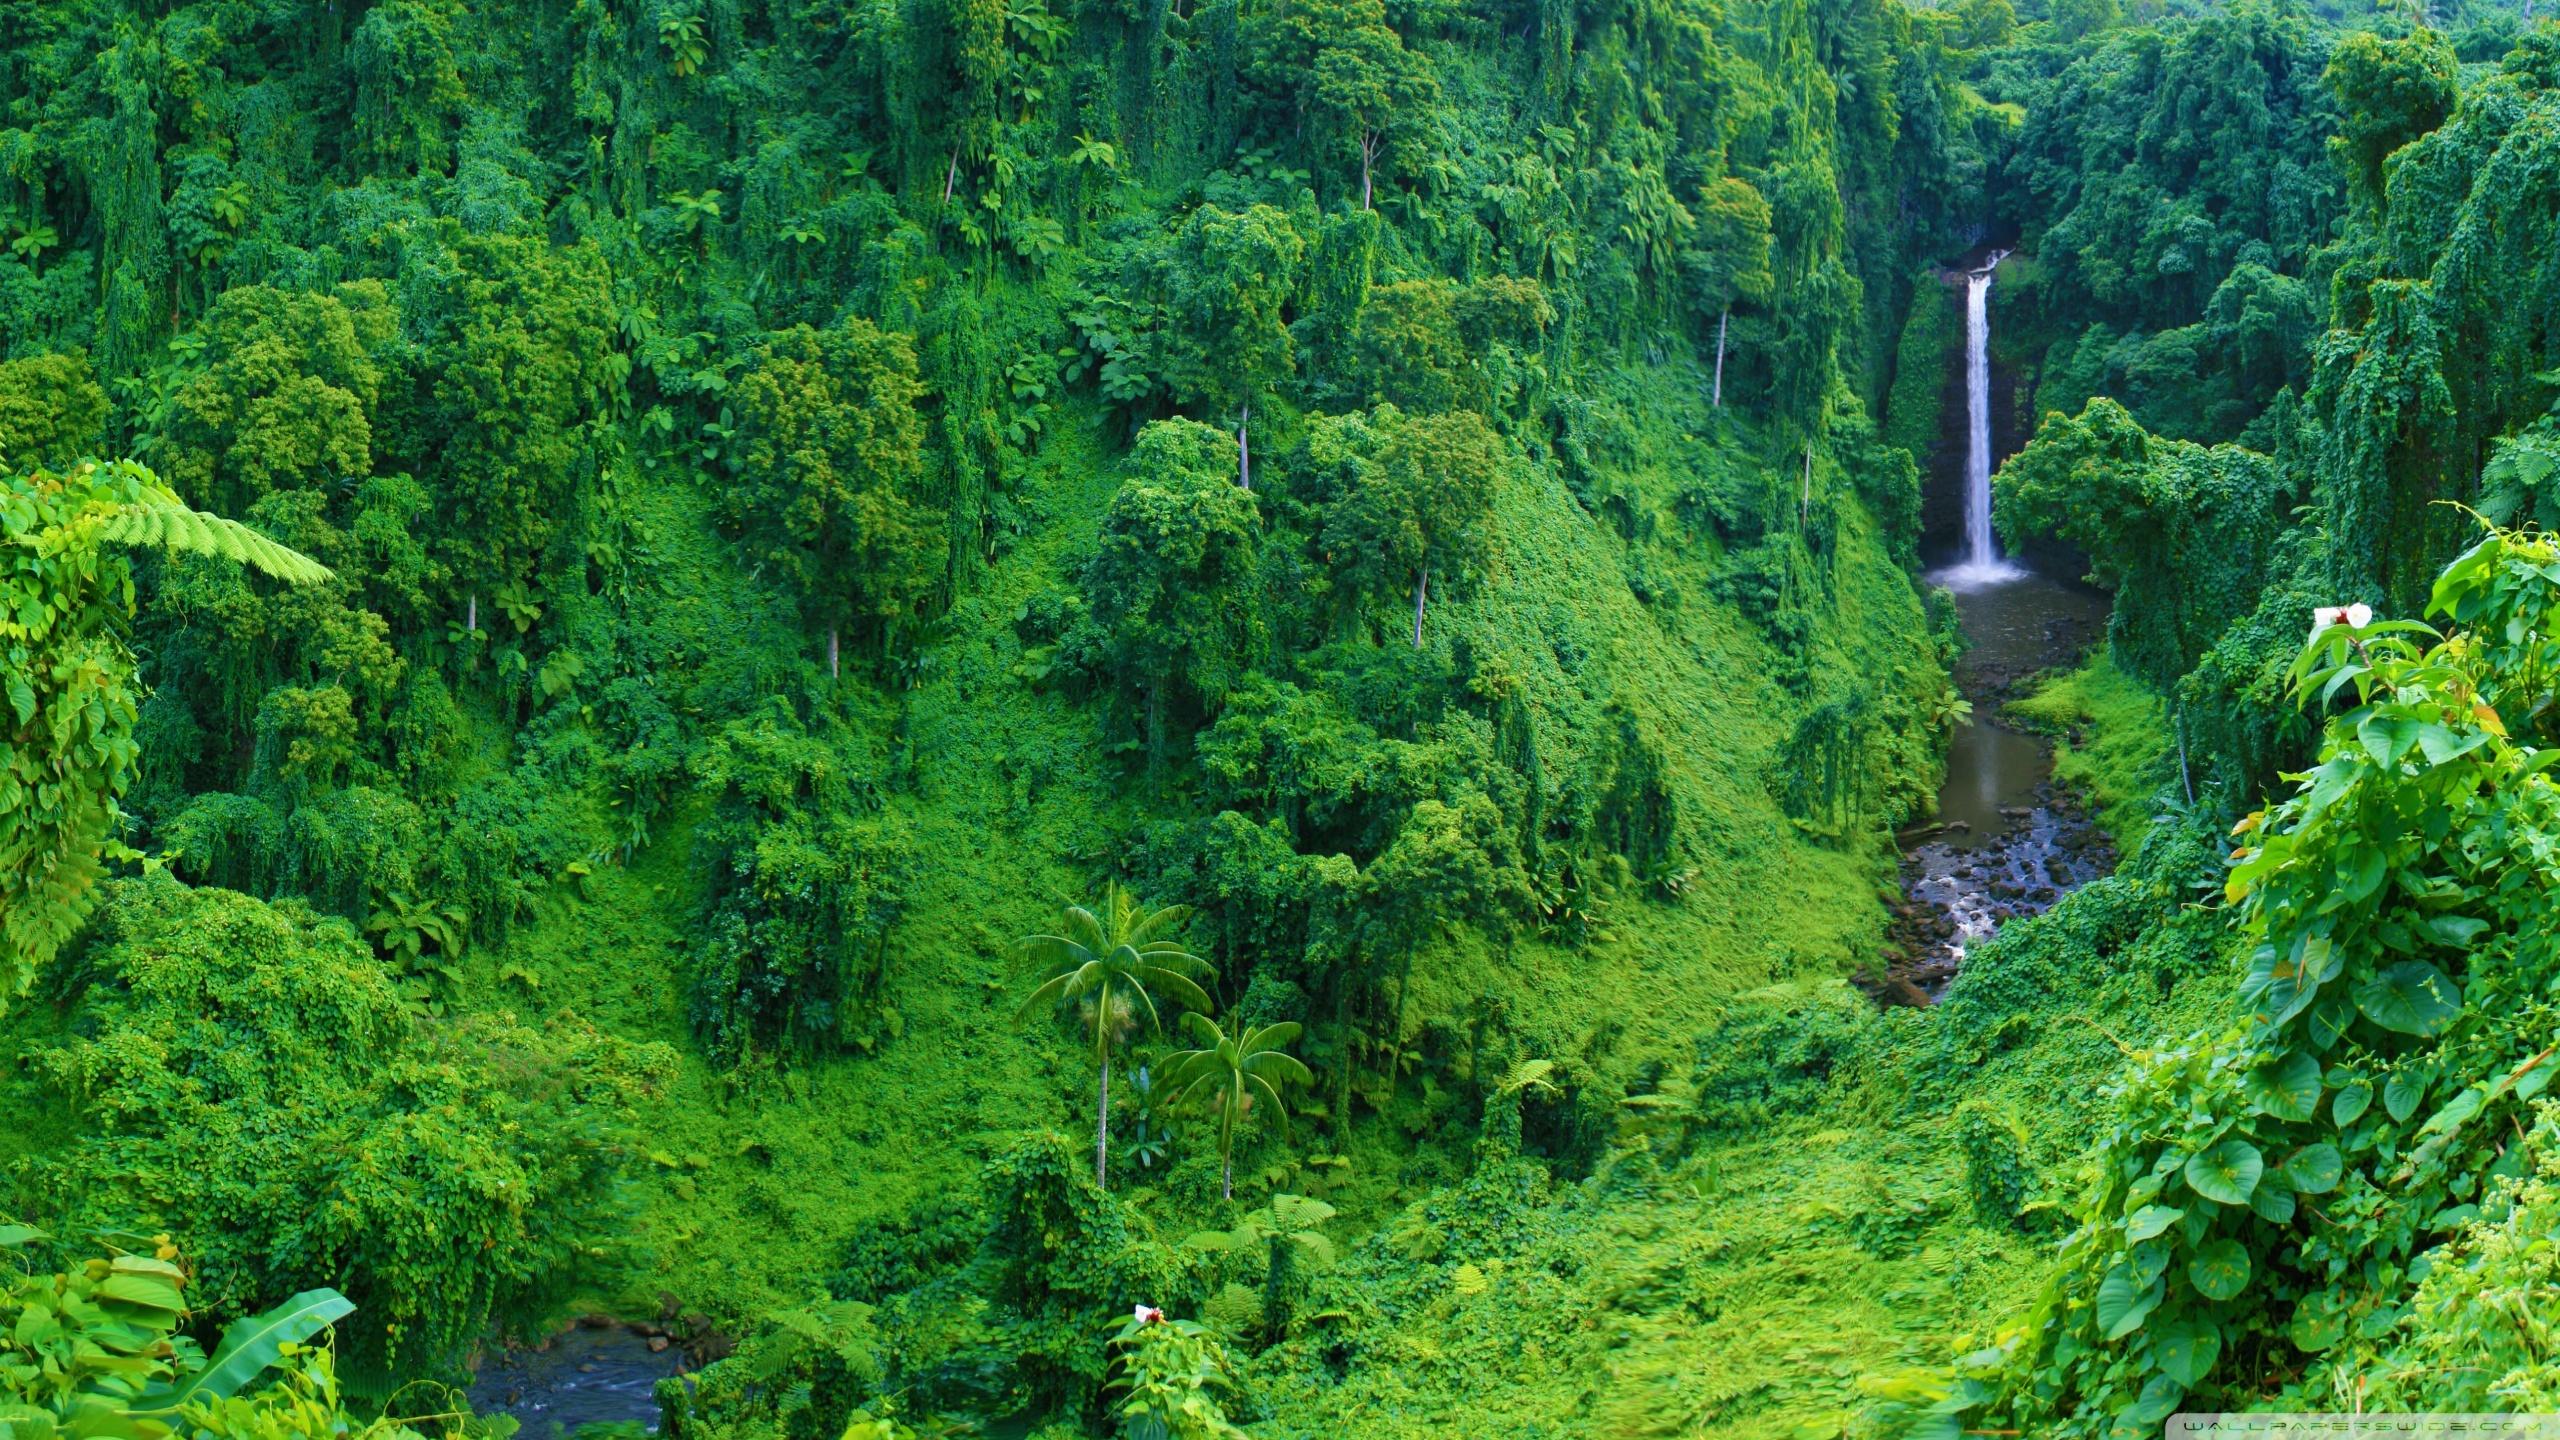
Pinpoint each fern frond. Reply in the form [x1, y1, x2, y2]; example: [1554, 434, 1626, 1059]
[100, 501, 333, 586]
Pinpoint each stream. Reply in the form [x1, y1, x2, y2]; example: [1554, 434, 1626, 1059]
[1869, 253, 2117, 1003]
[466, 1324, 688, 1438]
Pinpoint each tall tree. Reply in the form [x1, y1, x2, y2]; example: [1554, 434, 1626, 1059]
[1247, 0, 1443, 211]
[160, 283, 392, 518]
[727, 319, 936, 677]
[1018, 885, 1216, 1189]
[1312, 405, 1502, 646]
[1157, 205, 1305, 487]
[1164, 1013, 1310, 1200]
[1080, 419, 1264, 755]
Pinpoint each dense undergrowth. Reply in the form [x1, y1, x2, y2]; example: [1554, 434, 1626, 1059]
[5, 0, 2560, 1434]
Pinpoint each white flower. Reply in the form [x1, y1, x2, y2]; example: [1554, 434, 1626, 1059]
[1133, 1304, 1164, 1325]
[2309, 603, 2373, 642]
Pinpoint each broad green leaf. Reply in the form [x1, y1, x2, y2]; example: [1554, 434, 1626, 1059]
[96, 1274, 183, 1312]
[2290, 1294, 2346, 1351]
[2357, 713, 2420, 768]
[2421, 1088, 2484, 1136]
[2127, 1372, 2186, 1427]
[2386, 1069, 2430, 1123]
[2188, 1238, 2251, 1301]
[2352, 962, 2461, 1037]
[2095, 1268, 2164, 1341]
[2125, 1205, 2183, 1243]
[2422, 915, 2487, 948]
[130, 1289, 354, 1415]
[2416, 723, 2487, 766]
[2183, 1139, 2264, 1206]
[2307, 994, 2355, 1050]
[2153, 1315, 2221, 1386]
[2245, 1051, 2322, 1122]
[2285, 1143, 2344, 1195]
[2250, 1180, 2297, 1224]
[2332, 1081, 2372, 1126]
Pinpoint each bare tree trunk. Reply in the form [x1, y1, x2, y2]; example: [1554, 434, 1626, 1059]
[1095, 1053, 1112, 1189]
[942, 148, 960, 204]
[1361, 132, 1380, 211]
[1800, 445, 1813, 531]
[1222, 1150, 1233, 1201]
[466, 594, 477, 634]
[1411, 567, 1428, 648]
[828, 627, 841, 679]
[1713, 308, 1728, 408]
[1238, 401, 1251, 490]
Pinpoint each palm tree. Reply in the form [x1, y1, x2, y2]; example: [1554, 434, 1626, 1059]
[1019, 884, 1215, 1189]
[1164, 1014, 1310, 1201]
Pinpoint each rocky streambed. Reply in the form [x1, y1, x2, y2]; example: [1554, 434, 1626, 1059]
[1863, 567, 2113, 1005]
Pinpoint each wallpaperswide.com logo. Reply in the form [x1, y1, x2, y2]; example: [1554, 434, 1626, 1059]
[2169, 1417, 2560, 1437]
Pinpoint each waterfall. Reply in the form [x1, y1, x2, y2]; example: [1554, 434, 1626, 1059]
[1943, 251, 2023, 590]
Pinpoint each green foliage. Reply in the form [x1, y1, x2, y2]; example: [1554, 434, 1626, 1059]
[1986, 6, 2338, 442]
[34, 875, 677, 1372]
[1997, 397, 2293, 692]
[1163, 1014, 1312, 1199]
[2, 459, 328, 1006]
[1183, 1194, 1336, 1345]
[2005, 654, 2171, 855]
[1907, 527, 2560, 1436]
[725, 320, 937, 668]
[1954, 1099, 2038, 1229]
[2324, 28, 2458, 212]
[1020, 886, 1217, 1189]
[0, 353, 108, 468]
[0, 1232, 409, 1440]
[403, 232, 619, 597]
[1106, 1313, 1249, 1440]
[688, 707, 913, 1066]
[157, 285, 391, 519]
[1310, 405, 1503, 648]
[1073, 421, 1264, 754]
[655, 1299, 890, 1440]
[0, 0, 2243, 1429]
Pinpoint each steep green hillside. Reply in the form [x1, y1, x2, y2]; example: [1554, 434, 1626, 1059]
[9, 0, 2560, 1437]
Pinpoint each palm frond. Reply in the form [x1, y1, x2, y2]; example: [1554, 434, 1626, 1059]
[1139, 967, 1214, 1015]
[1246, 1072, 1292, 1135]
[1243, 1021, 1303, 1052]
[1015, 960, 1103, 1022]
[1241, 1050, 1313, 1087]
[1127, 902, 1193, 943]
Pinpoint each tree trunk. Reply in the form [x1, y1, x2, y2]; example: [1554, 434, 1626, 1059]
[1361, 132, 1379, 211]
[1222, 1149, 1233, 1201]
[1713, 308, 1728, 408]
[1238, 401, 1251, 490]
[828, 626, 840, 680]
[1334, 987, 1353, 1131]
[1411, 567, 1428, 649]
[942, 148, 960, 204]
[1096, 1053, 1112, 1190]
[466, 594, 477, 634]
[1800, 444, 1813, 532]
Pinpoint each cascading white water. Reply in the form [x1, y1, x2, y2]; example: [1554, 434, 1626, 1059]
[1940, 250, 2023, 590]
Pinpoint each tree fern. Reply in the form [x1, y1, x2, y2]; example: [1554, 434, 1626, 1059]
[97, 495, 334, 585]
[2, 459, 330, 1006]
